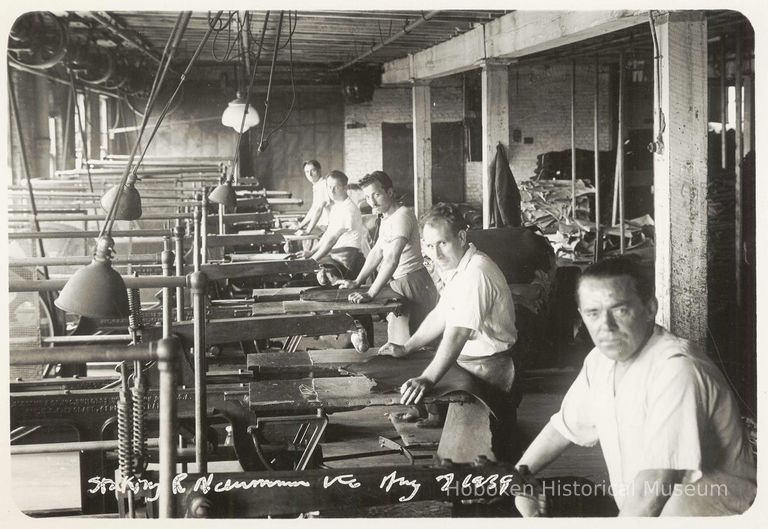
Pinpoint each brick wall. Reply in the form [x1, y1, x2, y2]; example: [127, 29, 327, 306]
[343, 63, 616, 209]
[343, 81, 465, 184]
[508, 60, 614, 180]
[464, 161, 483, 206]
[128, 82, 344, 207]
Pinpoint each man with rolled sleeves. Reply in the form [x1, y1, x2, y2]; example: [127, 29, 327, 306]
[378, 202, 518, 407]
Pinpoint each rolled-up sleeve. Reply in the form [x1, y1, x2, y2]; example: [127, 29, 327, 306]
[639, 356, 703, 482]
[550, 363, 599, 447]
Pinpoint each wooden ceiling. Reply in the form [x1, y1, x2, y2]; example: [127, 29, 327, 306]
[70, 10, 509, 86]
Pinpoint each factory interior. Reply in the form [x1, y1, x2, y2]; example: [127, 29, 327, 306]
[5, 9, 758, 519]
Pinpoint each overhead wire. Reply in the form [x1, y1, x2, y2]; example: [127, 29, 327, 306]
[255, 12, 285, 154]
[231, 11, 271, 169]
[130, 12, 225, 177]
[261, 11, 298, 148]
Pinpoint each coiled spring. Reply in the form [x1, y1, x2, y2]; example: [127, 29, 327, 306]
[132, 374, 148, 473]
[127, 272, 144, 344]
[117, 363, 134, 479]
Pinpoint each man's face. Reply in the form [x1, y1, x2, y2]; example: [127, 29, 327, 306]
[303, 164, 320, 183]
[326, 177, 346, 202]
[362, 181, 395, 214]
[577, 275, 657, 363]
[421, 221, 467, 273]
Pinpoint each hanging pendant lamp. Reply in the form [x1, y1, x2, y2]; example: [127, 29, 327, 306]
[54, 236, 130, 318]
[208, 172, 237, 209]
[221, 91, 260, 133]
[101, 173, 142, 220]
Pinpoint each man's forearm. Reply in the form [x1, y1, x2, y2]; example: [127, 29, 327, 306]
[619, 469, 685, 516]
[420, 327, 469, 384]
[305, 206, 323, 233]
[367, 257, 397, 297]
[354, 247, 382, 284]
[311, 231, 340, 261]
[404, 309, 445, 353]
[516, 423, 572, 475]
[297, 211, 311, 229]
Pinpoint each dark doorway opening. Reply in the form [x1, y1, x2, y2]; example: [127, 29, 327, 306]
[381, 121, 465, 206]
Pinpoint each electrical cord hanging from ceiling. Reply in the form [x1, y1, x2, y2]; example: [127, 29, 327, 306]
[231, 12, 271, 170]
[260, 11, 298, 151]
[208, 10, 233, 32]
[254, 11, 285, 154]
[211, 11, 241, 63]
[124, 12, 183, 118]
[130, 11, 225, 179]
[275, 10, 298, 51]
[648, 10, 665, 155]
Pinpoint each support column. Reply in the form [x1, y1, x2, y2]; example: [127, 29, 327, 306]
[34, 74, 52, 179]
[652, 12, 708, 346]
[99, 95, 110, 159]
[412, 80, 432, 218]
[481, 60, 509, 228]
[743, 74, 754, 155]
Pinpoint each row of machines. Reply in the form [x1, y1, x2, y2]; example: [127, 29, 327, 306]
[8, 158, 548, 518]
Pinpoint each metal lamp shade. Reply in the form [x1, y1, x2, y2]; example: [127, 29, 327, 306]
[101, 183, 142, 220]
[208, 181, 237, 208]
[54, 259, 130, 318]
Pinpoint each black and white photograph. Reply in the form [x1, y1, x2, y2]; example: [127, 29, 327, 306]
[2, 2, 762, 522]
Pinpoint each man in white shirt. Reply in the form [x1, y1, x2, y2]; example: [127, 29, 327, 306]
[296, 170, 367, 281]
[515, 257, 756, 516]
[341, 171, 439, 344]
[377, 202, 518, 401]
[295, 160, 330, 236]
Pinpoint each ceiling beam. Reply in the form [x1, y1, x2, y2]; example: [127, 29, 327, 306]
[331, 10, 442, 71]
[78, 11, 165, 65]
[382, 10, 649, 84]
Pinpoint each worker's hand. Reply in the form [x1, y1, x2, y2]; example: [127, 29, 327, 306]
[400, 376, 433, 405]
[337, 279, 359, 290]
[294, 228, 306, 236]
[348, 291, 373, 304]
[293, 250, 311, 259]
[377, 342, 407, 357]
[514, 494, 542, 517]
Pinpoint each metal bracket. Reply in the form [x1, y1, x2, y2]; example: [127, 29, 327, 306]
[247, 410, 328, 471]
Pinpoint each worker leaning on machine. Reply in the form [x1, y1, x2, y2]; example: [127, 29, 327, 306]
[340, 170, 439, 344]
[515, 257, 756, 517]
[295, 170, 369, 284]
[377, 202, 519, 403]
[294, 159, 330, 237]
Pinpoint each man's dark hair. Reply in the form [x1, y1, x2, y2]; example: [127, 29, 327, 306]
[326, 170, 348, 186]
[303, 159, 321, 172]
[577, 256, 654, 304]
[419, 202, 469, 236]
[359, 170, 393, 191]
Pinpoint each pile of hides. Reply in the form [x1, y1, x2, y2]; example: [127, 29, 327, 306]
[520, 179, 595, 233]
[533, 148, 616, 182]
[545, 214, 655, 263]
